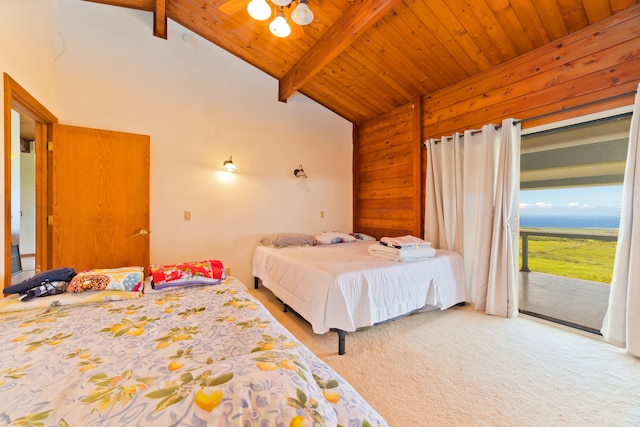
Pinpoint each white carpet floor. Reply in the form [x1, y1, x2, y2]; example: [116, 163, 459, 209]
[250, 285, 640, 427]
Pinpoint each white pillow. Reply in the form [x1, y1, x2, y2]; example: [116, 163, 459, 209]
[350, 232, 377, 241]
[314, 231, 357, 245]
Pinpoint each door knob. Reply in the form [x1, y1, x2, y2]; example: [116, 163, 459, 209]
[138, 229, 149, 236]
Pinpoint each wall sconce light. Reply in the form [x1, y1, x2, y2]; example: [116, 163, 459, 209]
[223, 156, 237, 172]
[293, 164, 307, 178]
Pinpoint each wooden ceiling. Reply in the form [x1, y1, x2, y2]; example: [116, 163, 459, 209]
[86, 0, 640, 123]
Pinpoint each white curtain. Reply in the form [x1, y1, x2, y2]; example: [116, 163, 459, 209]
[425, 119, 521, 317]
[601, 83, 640, 357]
[424, 133, 463, 253]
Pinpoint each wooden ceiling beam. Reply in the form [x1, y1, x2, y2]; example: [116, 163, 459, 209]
[278, 0, 404, 103]
[154, 0, 168, 39]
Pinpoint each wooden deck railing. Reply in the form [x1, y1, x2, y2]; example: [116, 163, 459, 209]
[519, 230, 618, 272]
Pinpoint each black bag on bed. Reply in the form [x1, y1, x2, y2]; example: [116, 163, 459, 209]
[3, 267, 77, 295]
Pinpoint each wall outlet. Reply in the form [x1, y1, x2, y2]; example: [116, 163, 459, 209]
[225, 267, 231, 276]
[184, 211, 191, 220]
[320, 210, 324, 218]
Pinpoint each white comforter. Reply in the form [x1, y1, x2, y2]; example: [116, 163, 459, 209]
[252, 241, 467, 334]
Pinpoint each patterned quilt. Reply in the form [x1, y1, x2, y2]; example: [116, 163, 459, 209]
[0, 278, 387, 426]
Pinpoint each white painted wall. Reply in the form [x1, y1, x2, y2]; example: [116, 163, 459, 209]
[50, 0, 352, 285]
[0, 0, 57, 284]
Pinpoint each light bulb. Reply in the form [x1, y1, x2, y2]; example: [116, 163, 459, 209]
[269, 13, 291, 37]
[223, 156, 237, 172]
[271, 0, 292, 6]
[247, 0, 271, 21]
[291, 1, 314, 25]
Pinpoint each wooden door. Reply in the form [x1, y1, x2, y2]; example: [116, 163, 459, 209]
[52, 124, 150, 272]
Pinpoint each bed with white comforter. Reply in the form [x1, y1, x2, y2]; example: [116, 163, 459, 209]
[252, 241, 467, 354]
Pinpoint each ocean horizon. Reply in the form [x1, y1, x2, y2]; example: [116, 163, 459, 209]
[520, 215, 620, 229]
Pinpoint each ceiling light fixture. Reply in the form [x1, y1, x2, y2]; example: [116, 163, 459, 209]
[247, 0, 314, 38]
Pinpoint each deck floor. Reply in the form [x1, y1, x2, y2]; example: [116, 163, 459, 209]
[518, 271, 610, 333]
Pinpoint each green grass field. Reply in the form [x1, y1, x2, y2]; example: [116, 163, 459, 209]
[519, 230, 617, 284]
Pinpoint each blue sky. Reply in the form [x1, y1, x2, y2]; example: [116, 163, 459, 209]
[520, 185, 623, 217]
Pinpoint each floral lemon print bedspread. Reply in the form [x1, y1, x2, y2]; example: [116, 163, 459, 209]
[0, 278, 387, 426]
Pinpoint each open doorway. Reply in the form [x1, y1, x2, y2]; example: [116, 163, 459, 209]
[4, 73, 57, 286]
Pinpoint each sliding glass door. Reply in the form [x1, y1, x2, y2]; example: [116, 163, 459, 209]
[518, 113, 631, 333]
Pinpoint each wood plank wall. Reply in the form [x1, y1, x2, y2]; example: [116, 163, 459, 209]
[354, 6, 640, 240]
[353, 98, 421, 239]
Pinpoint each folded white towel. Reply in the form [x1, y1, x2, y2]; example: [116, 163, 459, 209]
[368, 243, 436, 261]
[380, 235, 432, 249]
